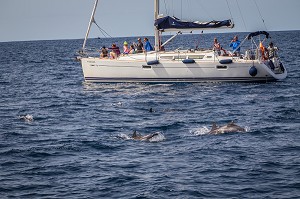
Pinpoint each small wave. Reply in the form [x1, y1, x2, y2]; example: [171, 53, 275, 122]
[111, 102, 123, 107]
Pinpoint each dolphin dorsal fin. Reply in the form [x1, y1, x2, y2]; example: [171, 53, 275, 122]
[211, 122, 218, 130]
[227, 121, 235, 127]
[132, 130, 137, 138]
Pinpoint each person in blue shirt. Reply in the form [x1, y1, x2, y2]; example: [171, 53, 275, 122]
[144, 37, 153, 52]
[230, 35, 241, 56]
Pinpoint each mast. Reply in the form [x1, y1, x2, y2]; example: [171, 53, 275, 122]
[82, 0, 99, 50]
[154, 0, 160, 51]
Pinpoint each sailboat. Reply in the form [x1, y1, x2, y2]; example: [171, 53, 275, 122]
[79, 0, 287, 83]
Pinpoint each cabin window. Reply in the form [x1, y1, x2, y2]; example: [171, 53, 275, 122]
[142, 65, 152, 69]
[206, 56, 213, 59]
[188, 55, 205, 59]
[216, 65, 228, 69]
[160, 56, 174, 60]
[173, 55, 186, 60]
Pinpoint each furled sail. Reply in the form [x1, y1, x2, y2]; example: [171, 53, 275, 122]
[155, 16, 234, 32]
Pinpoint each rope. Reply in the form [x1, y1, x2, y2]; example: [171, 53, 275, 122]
[236, 0, 247, 31]
[253, 0, 268, 30]
[93, 19, 112, 38]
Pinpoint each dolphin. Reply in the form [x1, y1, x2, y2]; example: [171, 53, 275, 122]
[209, 121, 245, 134]
[18, 114, 34, 122]
[131, 130, 160, 141]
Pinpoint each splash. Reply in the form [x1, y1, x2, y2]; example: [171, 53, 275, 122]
[190, 126, 210, 136]
[116, 133, 131, 140]
[244, 126, 251, 132]
[146, 132, 165, 142]
[18, 114, 34, 122]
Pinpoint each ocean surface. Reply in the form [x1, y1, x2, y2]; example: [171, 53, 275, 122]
[0, 31, 299, 198]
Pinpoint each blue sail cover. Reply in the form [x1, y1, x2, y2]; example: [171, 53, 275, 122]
[155, 16, 233, 31]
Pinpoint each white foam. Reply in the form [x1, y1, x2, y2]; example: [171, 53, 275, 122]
[190, 126, 210, 136]
[147, 132, 165, 142]
[117, 133, 132, 140]
[19, 114, 34, 122]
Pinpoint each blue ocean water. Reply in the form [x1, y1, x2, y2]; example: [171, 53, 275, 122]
[0, 31, 299, 198]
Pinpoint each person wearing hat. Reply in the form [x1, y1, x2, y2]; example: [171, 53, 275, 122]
[100, 46, 108, 58]
[123, 41, 130, 54]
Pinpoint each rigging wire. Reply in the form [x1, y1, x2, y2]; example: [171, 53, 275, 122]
[172, 1, 174, 17]
[236, 0, 247, 31]
[225, 0, 234, 23]
[181, 0, 183, 19]
[163, 0, 169, 16]
[93, 18, 112, 38]
[253, 0, 268, 30]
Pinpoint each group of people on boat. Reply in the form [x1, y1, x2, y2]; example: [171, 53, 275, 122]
[212, 35, 241, 56]
[212, 35, 278, 60]
[100, 37, 155, 59]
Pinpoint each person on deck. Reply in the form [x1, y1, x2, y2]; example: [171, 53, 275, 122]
[144, 37, 153, 52]
[100, 46, 108, 58]
[230, 35, 241, 56]
[123, 41, 130, 54]
[213, 38, 221, 55]
[129, 44, 136, 54]
[160, 41, 165, 51]
[135, 38, 144, 53]
[267, 42, 279, 59]
[109, 43, 120, 59]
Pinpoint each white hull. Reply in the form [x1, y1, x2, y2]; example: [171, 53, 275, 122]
[80, 51, 287, 83]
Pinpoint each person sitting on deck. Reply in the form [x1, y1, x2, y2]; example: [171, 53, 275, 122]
[109, 43, 120, 59]
[100, 46, 108, 58]
[129, 44, 136, 54]
[229, 35, 241, 56]
[135, 38, 144, 53]
[123, 41, 130, 54]
[213, 38, 221, 55]
[144, 37, 153, 52]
